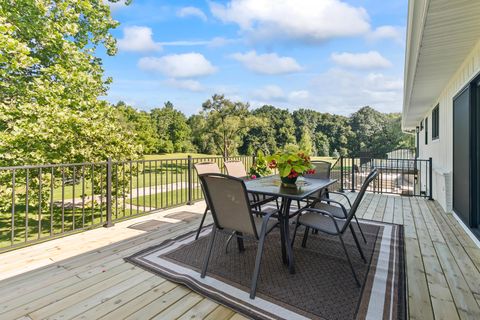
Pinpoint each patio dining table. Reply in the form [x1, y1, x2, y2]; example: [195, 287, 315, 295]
[245, 175, 337, 274]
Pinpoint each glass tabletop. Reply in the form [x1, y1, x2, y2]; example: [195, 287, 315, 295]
[245, 175, 337, 200]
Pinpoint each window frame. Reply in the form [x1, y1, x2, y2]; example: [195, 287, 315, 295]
[432, 104, 440, 140]
[425, 116, 428, 145]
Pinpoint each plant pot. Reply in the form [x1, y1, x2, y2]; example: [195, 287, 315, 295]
[281, 176, 298, 185]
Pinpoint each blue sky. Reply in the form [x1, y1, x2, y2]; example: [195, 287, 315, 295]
[101, 0, 407, 116]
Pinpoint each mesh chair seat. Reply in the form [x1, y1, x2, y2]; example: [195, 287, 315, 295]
[298, 212, 346, 234]
[313, 202, 347, 219]
[253, 216, 278, 235]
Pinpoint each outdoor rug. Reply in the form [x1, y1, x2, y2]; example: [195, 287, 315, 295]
[126, 220, 405, 320]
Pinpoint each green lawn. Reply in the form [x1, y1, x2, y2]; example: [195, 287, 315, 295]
[143, 153, 218, 160]
[49, 153, 221, 201]
[126, 187, 202, 208]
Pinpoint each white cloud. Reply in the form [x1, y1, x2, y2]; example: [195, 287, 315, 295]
[138, 53, 217, 78]
[331, 51, 392, 69]
[288, 90, 310, 101]
[307, 69, 403, 113]
[210, 0, 370, 43]
[368, 25, 405, 44]
[104, 0, 127, 10]
[177, 6, 208, 21]
[165, 79, 204, 92]
[232, 51, 303, 75]
[117, 26, 162, 52]
[252, 85, 286, 101]
[159, 37, 239, 48]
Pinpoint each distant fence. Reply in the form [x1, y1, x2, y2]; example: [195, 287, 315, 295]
[0, 155, 253, 252]
[337, 157, 432, 198]
[386, 149, 416, 160]
[0, 154, 432, 252]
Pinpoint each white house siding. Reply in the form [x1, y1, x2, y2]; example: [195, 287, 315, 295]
[417, 38, 480, 212]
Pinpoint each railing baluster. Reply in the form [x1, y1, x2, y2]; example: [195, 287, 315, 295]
[11, 170, 16, 245]
[155, 161, 158, 209]
[50, 167, 54, 236]
[38, 168, 42, 239]
[91, 164, 94, 225]
[61, 167, 65, 233]
[25, 169, 29, 242]
[130, 161, 133, 216]
[122, 162, 126, 218]
[72, 166, 76, 231]
[175, 159, 179, 205]
[100, 165, 103, 224]
[82, 165, 85, 228]
[142, 160, 146, 213]
[115, 162, 118, 219]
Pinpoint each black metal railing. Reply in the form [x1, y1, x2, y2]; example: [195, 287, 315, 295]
[0, 155, 254, 252]
[338, 157, 433, 199]
[0, 154, 431, 252]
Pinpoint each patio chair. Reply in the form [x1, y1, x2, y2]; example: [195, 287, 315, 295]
[194, 162, 222, 240]
[224, 160, 248, 177]
[308, 168, 378, 243]
[303, 160, 332, 203]
[292, 169, 378, 286]
[199, 173, 279, 299]
[224, 160, 278, 211]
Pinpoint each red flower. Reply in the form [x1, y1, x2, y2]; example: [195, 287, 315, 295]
[251, 174, 257, 179]
[268, 160, 277, 169]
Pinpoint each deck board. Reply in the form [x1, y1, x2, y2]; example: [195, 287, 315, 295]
[0, 195, 479, 319]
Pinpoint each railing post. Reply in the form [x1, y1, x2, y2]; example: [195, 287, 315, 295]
[351, 157, 356, 192]
[104, 157, 114, 227]
[340, 156, 344, 192]
[187, 155, 193, 205]
[428, 157, 433, 200]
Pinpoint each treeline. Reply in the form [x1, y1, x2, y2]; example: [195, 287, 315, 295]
[116, 94, 414, 159]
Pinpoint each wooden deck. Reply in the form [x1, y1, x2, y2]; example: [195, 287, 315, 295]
[0, 193, 479, 320]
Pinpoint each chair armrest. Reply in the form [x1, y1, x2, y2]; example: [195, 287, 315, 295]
[252, 207, 280, 218]
[326, 191, 352, 208]
[249, 195, 277, 208]
[316, 198, 348, 218]
[298, 208, 341, 233]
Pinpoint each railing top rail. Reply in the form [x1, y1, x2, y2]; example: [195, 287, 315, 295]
[0, 161, 108, 170]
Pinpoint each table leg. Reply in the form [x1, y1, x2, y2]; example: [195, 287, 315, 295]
[281, 197, 295, 274]
[278, 199, 287, 264]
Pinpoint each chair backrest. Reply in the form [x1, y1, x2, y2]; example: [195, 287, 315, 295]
[305, 160, 331, 180]
[224, 160, 247, 178]
[199, 173, 258, 238]
[349, 169, 378, 221]
[194, 162, 221, 175]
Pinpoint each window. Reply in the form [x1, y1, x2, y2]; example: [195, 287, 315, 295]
[425, 117, 428, 145]
[432, 104, 439, 140]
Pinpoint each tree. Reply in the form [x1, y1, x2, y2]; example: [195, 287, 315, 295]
[150, 102, 194, 153]
[299, 127, 314, 155]
[314, 131, 330, 156]
[115, 101, 158, 154]
[250, 105, 296, 153]
[0, 0, 136, 212]
[188, 114, 213, 154]
[349, 107, 414, 157]
[0, 0, 137, 166]
[201, 94, 260, 158]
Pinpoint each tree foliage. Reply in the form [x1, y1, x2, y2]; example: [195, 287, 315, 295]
[0, 0, 138, 166]
[150, 102, 194, 153]
[199, 94, 261, 158]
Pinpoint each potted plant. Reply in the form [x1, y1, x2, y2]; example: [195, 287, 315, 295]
[267, 150, 315, 185]
[248, 150, 271, 179]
